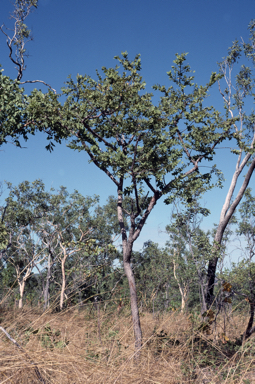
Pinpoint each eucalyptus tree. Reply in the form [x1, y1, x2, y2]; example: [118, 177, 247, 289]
[2, 180, 50, 308]
[1, 0, 38, 81]
[234, 188, 255, 340]
[38, 187, 120, 311]
[36, 187, 100, 310]
[206, 21, 255, 307]
[166, 202, 211, 313]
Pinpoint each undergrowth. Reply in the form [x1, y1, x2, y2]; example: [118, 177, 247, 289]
[0, 304, 254, 383]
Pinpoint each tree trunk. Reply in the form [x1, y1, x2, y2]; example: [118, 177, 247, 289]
[180, 287, 188, 313]
[173, 259, 188, 313]
[117, 185, 143, 355]
[116, 184, 161, 356]
[18, 280, 25, 309]
[60, 257, 66, 311]
[206, 236, 221, 308]
[123, 254, 142, 352]
[200, 282, 207, 313]
[44, 253, 51, 310]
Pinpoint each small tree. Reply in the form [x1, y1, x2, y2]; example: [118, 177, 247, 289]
[3, 180, 50, 308]
[206, 21, 255, 306]
[166, 201, 211, 313]
[37, 187, 100, 310]
[24, 51, 233, 351]
[235, 188, 255, 340]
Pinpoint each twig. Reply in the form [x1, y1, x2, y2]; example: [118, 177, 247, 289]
[19, 79, 57, 94]
[0, 326, 46, 383]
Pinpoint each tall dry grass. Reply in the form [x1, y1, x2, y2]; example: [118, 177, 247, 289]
[0, 303, 254, 383]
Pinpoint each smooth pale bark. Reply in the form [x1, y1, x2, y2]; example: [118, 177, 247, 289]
[173, 259, 188, 313]
[206, 156, 255, 307]
[59, 250, 68, 311]
[18, 280, 25, 309]
[43, 252, 51, 310]
[15, 265, 31, 309]
[59, 240, 83, 311]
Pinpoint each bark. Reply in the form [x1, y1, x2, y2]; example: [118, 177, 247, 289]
[206, 156, 255, 307]
[43, 252, 51, 310]
[60, 254, 67, 311]
[15, 265, 31, 309]
[200, 283, 207, 313]
[123, 250, 142, 350]
[117, 183, 154, 355]
[18, 280, 25, 309]
[243, 297, 255, 342]
[173, 260, 188, 313]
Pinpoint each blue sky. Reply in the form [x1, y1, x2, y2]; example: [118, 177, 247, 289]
[1, 0, 255, 253]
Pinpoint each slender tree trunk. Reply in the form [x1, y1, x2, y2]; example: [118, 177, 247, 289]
[173, 259, 188, 313]
[243, 296, 255, 342]
[44, 253, 51, 310]
[206, 224, 229, 307]
[200, 281, 207, 313]
[18, 280, 25, 309]
[180, 288, 188, 313]
[165, 286, 168, 309]
[117, 185, 143, 354]
[60, 257, 67, 311]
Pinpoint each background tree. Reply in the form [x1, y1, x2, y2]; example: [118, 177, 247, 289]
[222, 188, 255, 340]
[2, 180, 50, 308]
[132, 241, 177, 314]
[166, 201, 211, 313]
[206, 21, 255, 306]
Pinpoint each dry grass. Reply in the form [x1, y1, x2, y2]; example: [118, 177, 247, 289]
[0, 305, 254, 383]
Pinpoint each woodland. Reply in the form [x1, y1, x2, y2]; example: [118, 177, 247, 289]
[0, 1, 255, 383]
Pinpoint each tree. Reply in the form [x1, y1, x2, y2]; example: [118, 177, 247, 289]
[2, 180, 50, 308]
[37, 187, 119, 311]
[166, 201, 211, 313]
[24, 50, 233, 352]
[133, 241, 177, 314]
[206, 21, 255, 307]
[49, 190, 100, 311]
[0, 0, 56, 153]
[234, 188, 255, 340]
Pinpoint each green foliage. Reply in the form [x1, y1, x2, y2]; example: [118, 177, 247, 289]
[0, 223, 8, 250]
[25, 52, 230, 213]
[25, 324, 69, 349]
[218, 20, 255, 154]
[0, 68, 32, 146]
[0, 180, 121, 308]
[166, 200, 211, 310]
